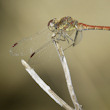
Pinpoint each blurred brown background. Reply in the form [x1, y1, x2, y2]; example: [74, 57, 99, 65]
[0, 0, 110, 110]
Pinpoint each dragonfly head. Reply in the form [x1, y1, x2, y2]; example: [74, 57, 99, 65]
[48, 18, 58, 32]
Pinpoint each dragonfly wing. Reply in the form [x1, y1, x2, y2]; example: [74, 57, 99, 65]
[10, 27, 52, 56]
[28, 40, 55, 66]
[73, 30, 83, 46]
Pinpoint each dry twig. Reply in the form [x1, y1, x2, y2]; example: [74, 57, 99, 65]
[21, 59, 74, 110]
[53, 40, 82, 110]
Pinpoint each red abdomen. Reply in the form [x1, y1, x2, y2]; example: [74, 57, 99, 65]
[78, 23, 110, 31]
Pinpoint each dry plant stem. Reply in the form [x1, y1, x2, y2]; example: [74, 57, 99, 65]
[53, 40, 82, 110]
[21, 59, 74, 110]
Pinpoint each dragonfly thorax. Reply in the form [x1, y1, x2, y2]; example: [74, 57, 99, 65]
[48, 16, 78, 33]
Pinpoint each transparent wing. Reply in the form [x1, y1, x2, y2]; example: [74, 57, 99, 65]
[28, 40, 54, 66]
[10, 27, 52, 56]
[73, 30, 83, 46]
[28, 32, 73, 66]
[28, 29, 82, 66]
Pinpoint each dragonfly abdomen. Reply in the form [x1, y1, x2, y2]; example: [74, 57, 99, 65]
[78, 23, 110, 31]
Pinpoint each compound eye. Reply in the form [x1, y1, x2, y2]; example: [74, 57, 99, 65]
[48, 18, 58, 32]
[48, 19, 54, 27]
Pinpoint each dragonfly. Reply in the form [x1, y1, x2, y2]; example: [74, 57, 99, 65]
[10, 16, 110, 65]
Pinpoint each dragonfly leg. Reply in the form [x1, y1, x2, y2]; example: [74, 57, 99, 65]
[65, 37, 69, 43]
[73, 30, 78, 46]
[56, 34, 66, 41]
[63, 44, 73, 51]
[65, 33, 74, 41]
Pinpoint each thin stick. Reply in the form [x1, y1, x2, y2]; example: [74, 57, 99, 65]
[21, 59, 74, 110]
[53, 40, 82, 110]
